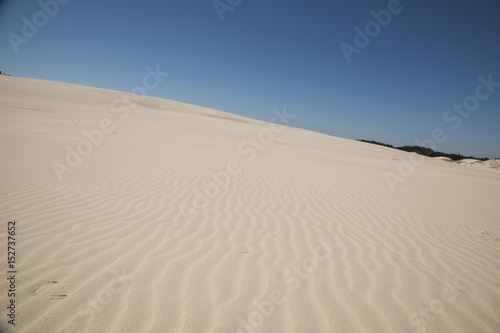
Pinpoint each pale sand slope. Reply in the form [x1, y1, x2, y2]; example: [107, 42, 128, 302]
[0, 76, 499, 333]
[434, 156, 500, 172]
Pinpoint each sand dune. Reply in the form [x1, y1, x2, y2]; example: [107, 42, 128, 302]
[0, 76, 499, 333]
[434, 156, 500, 172]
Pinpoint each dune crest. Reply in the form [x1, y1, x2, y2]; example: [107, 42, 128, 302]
[435, 156, 500, 172]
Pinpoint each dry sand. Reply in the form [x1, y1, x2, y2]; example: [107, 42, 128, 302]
[434, 156, 500, 172]
[0, 76, 499, 333]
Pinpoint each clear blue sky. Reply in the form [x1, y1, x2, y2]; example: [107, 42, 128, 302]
[1, 0, 499, 158]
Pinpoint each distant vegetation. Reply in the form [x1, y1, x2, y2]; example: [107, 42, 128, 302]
[358, 139, 490, 161]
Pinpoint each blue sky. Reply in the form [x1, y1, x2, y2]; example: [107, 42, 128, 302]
[1, 0, 499, 158]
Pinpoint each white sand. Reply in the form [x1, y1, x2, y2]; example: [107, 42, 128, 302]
[434, 156, 500, 172]
[1, 76, 499, 333]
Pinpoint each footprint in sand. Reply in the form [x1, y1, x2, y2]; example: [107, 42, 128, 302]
[29, 281, 67, 300]
[480, 230, 499, 242]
